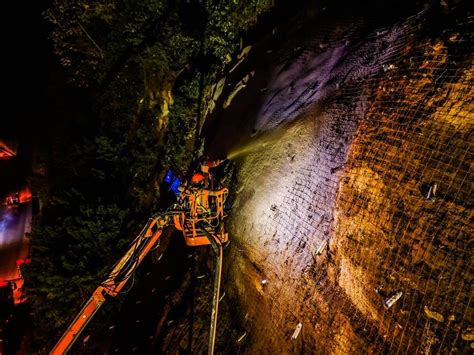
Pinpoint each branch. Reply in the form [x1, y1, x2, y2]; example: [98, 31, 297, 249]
[78, 22, 104, 59]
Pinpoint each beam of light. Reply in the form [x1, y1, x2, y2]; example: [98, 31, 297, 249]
[227, 139, 269, 160]
[226, 121, 297, 160]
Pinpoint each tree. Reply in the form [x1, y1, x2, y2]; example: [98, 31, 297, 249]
[28, 0, 274, 350]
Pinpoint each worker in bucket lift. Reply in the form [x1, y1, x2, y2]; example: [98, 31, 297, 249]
[193, 155, 227, 189]
[199, 156, 226, 175]
[191, 172, 206, 188]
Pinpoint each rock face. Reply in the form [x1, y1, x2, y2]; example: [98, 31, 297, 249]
[209, 3, 472, 354]
[143, 3, 472, 354]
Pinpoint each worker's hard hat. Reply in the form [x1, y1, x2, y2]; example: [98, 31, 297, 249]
[191, 173, 205, 184]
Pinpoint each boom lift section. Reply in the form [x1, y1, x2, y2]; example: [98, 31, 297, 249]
[51, 186, 229, 355]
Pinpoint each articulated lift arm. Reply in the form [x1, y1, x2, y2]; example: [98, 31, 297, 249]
[51, 187, 229, 355]
[51, 214, 175, 355]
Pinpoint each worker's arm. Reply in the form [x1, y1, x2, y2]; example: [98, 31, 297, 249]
[205, 158, 227, 168]
[51, 215, 170, 355]
[200, 158, 227, 175]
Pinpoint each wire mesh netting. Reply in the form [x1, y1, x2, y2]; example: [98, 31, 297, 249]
[334, 15, 473, 354]
[215, 3, 473, 355]
[130, 3, 474, 354]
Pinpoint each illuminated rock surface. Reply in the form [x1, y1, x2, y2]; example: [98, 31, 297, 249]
[174, 4, 471, 354]
[106, 3, 472, 353]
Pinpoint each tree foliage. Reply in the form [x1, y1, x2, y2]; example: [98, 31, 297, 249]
[29, 0, 274, 351]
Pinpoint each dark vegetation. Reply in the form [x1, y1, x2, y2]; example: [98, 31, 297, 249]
[25, 0, 273, 351]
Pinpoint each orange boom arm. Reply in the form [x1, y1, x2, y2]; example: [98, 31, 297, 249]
[50, 215, 171, 355]
[51, 187, 229, 355]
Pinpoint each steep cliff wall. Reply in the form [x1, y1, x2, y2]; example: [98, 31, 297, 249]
[215, 3, 472, 354]
[130, 3, 473, 354]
